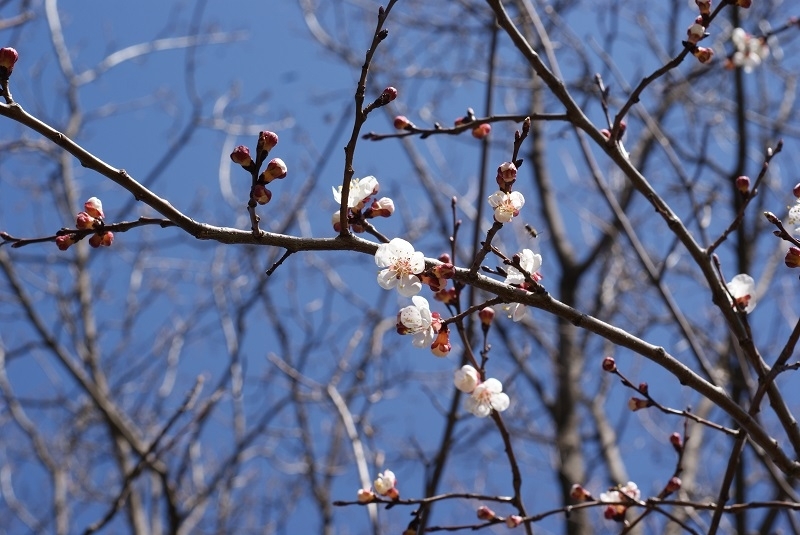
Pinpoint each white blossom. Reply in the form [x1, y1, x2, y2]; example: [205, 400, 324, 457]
[487, 191, 525, 223]
[727, 273, 757, 313]
[373, 470, 396, 496]
[503, 302, 527, 322]
[454, 365, 479, 393]
[504, 249, 542, 285]
[375, 238, 425, 296]
[730, 28, 769, 73]
[397, 296, 437, 347]
[333, 175, 379, 210]
[465, 378, 510, 418]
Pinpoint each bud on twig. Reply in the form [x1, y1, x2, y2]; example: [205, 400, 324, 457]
[602, 356, 616, 372]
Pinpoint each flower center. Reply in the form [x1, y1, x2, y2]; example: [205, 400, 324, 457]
[392, 258, 412, 277]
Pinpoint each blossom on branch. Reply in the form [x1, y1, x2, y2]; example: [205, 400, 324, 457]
[375, 238, 425, 296]
[727, 28, 768, 72]
[84, 197, 105, 219]
[465, 377, 510, 418]
[333, 175, 379, 210]
[726, 273, 756, 313]
[599, 481, 640, 521]
[373, 469, 399, 499]
[0, 47, 18, 78]
[396, 295, 441, 347]
[487, 190, 525, 223]
[454, 364, 480, 393]
[504, 249, 542, 285]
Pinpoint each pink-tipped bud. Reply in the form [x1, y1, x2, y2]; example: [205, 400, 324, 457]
[55, 234, 77, 251]
[76, 212, 98, 230]
[439, 252, 452, 263]
[479, 307, 495, 327]
[357, 488, 375, 503]
[256, 131, 279, 156]
[628, 397, 651, 411]
[785, 247, 800, 268]
[686, 18, 706, 45]
[666, 477, 682, 494]
[432, 262, 455, 279]
[89, 231, 113, 248]
[736, 176, 750, 194]
[570, 484, 593, 501]
[365, 197, 395, 218]
[670, 432, 683, 452]
[252, 184, 272, 205]
[0, 47, 18, 77]
[230, 145, 253, 167]
[693, 46, 714, 64]
[420, 272, 447, 293]
[476, 506, 496, 520]
[84, 197, 105, 219]
[792, 183, 800, 198]
[260, 158, 287, 183]
[382, 86, 398, 102]
[393, 115, 412, 130]
[471, 123, 491, 139]
[433, 288, 457, 305]
[638, 382, 649, 395]
[497, 162, 517, 184]
[505, 515, 523, 528]
[695, 0, 711, 15]
[602, 356, 616, 372]
[430, 329, 451, 357]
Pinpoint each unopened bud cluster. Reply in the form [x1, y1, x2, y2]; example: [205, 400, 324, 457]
[229, 130, 288, 207]
[56, 197, 114, 251]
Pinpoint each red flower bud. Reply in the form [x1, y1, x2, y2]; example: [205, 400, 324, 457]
[476, 505, 496, 520]
[84, 197, 105, 219]
[252, 184, 272, 205]
[602, 356, 616, 372]
[393, 115, 412, 130]
[430, 330, 451, 357]
[438, 252, 452, 263]
[692, 46, 714, 64]
[628, 397, 651, 411]
[695, 0, 711, 15]
[666, 477, 682, 494]
[432, 262, 455, 279]
[76, 212, 98, 230]
[230, 145, 253, 167]
[497, 161, 517, 184]
[478, 307, 495, 327]
[260, 158, 287, 183]
[735, 0, 751, 7]
[0, 47, 18, 77]
[570, 484, 593, 501]
[670, 432, 683, 451]
[433, 288, 457, 305]
[471, 123, 491, 139]
[256, 131, 279, 156]
[55, 234, 77, 251]
[638, 382, 649, 395]
[382, 86, 398, 102]
[736, 176, 750, 194]
[793, 182, 800, 198]
[785, 247, 800, 268]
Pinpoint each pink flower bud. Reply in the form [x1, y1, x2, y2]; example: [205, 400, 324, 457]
[260, 158, 287, 183]
[420, 273, 447, 293]
[471, 123, 491, 139]
[638, 382, 649, 395]
[666, 477, 682, 494]
[434, 288, 457, 305]
[570, 484, 593, 501]
[430, 329, 451, 357]
[476, 506, 496, 520]
[89, 232, 113, 248]
[505, 515, 523, 528]
[256, 131, 279, 155]
[230, 145, 253, 167]
[357, 488, 375, 503]
[692, 46, 714, 64]
[365, 197, 394, 218]
[439, 252, 452, 263]
[393, 115, 412, 130]
[252, 184, 272, 205]
[0, 47, 18, 76]
[76, 211, 98, 230]
[735, 175, 750, 194]
[602, 356, 616, 372]
[695, 0, 711, 15]
[382, 86, 398, 102]
[55, 234, 77, 251]
[628, 397, 651, 411]
[686, 18, 706, 45]
[785, 247, 800, 268]
[432, 263, 455, 279]
[331, 211, 344, 232]
[670, 432, 683, 451]
[600, 128, 611, 140]
[497, 162, 517, 184]
[84, 197, 105, 219]
[478, 307, 495, 327]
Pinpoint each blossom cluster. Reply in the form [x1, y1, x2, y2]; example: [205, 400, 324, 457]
[687, 0, 753, 66]
[332, 175, 394, 233]
[454, 364, 510, 418]
[56, 197, 114, 251]
[230, 130, 287, 206]
[502, 249, 543, 322]
[357, 469, 399, 502]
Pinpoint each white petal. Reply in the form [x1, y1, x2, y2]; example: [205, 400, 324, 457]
[397, 275, 421, 297]
[482, 378, 503, 395]
[377, 269, 398, 290]
[490, 392, 510, 412]
[511, 303, 527, 322]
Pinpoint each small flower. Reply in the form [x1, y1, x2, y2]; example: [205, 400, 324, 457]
[726, 273, 756, 313]
[570, 484, 593, 501]
[256, 130, 279, 156]
[476, 506, 496, 520]
[375, 238, 425, 296]
[357, 488, 375, 503]
[692, 46, 714, 64]
[0, 47, 18, 77]
[55, 234, 77, 251]
[373, 470, 398, 498]
[76, 212, 98, 230]
[230, 145, 253, 167]
[785, 247, 800, 268]
[393, 115, 413, 130]
[628, 397, 651, 411]
[454, 365, 480, 393]
[252, 184, 272, 205]
[333, 175, 380, 210]
[504, 249, 542, 285]
[472, 123, 491, 139]
[84, 197, 105, 219]
[686, 17, 706, 45]
[488, 191, 525, 223]
[728, 28, 768, 72]
[430, 329, 451, 357]
[602, 356, 616, 372]
[396, 296, 438, 347]
[260, 158, 287, 183]
[465, 377, 510, 417]
[364, 197, 394, 218]
[505, 515, 523, 528]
